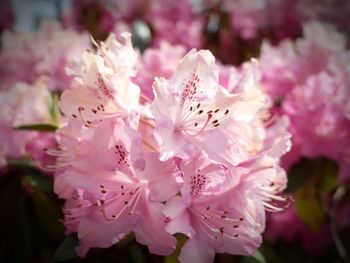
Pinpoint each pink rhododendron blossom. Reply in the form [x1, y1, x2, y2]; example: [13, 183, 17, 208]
[151, 50, 266, 166]
[60, 32, 140, 128]
[134, 41, 186, 100]
[164, 155, 263, 263]
[260, 20, 348, 101]
[146, 0, 204, 49]
[164, 131, 290, 263]
[260, 20, 350, 254]
[26, 132, 57, 172]
[0, 78, 51, 167]
[0, 20, 90, 91]
[53, 31, 291, 262]
[260, 20, 350, 181]
[54, 118, 180, 256]
[283, 71, 350, 181]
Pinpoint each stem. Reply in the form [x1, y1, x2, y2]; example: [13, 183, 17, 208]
[317, 187, 349, 262]
[329, 210, 348, 262]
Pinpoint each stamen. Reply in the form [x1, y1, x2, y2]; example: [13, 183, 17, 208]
[183, 113, 212, 137]
[140, 118, 156, 129]
[140, 93, 152, 103]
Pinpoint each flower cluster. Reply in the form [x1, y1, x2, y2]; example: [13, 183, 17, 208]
[0, 20, 90, 91]
[0, 77, 54, 169]
[1, 1, 349, 262]
[53, 32, 291, 262]
[261, 20, 350, 181]
[259, 20, 350, 254]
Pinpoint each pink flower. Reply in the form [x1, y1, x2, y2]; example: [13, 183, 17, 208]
[151, 50, 266, 166]
[0, 21, 90, 91]
[162, 108, 290, 263]
[52, 33, 291, 262]
[164, 151, 289, 263]
[164, 155, 263, 263]
[54, 118, 180, 256]
[59, 32, 140, 128]
[26, 132, 57, 173]
[260, 21, 350, 181]
[146, 0, 204, 49]
[260, 20, 348, 101]
[134, 41, 187, 100]
[283, 71, 350, 181]
[0, 78, 51, 166]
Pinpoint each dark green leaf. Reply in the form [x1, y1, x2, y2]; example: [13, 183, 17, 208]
[32, 190, 64, 242]
[24, 173, 53, 192]
[319, 158, 338, 192]
[15, 123, 58, 132]
[52, 235, 79, 263]
[286, 158, 315, 192]
[292, 157, 338, 230]
[295, 180, 325, 231]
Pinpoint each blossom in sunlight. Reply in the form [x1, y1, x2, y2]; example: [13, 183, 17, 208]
[163, 118, 290, 263]
[55, 119, 180, 256]
[59, 32, 140, 128]
[53, 30, 291, 263]
[150, 50, 266, 166]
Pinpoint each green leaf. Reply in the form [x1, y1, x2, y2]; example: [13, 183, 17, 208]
[15, 123, 58, 132]
[286, 158, 315, 192]
[319, 158, 338, 192]
[52, 236, 79, 263]
[243, 251, 266, 263]
[164, 234, 188, 263]
[295, 180, 325, 231]
[287, 157, 338, 193]
[24, 173, 53, 192]
[292, 157, 338, 230]
[49, 93, 61, 124]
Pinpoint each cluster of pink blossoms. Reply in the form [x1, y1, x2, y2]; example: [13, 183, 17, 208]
[259, 20, 350, 254]
[260, 20, 350, 181]
[0, 20, 90, 91]
[53, 31, 291, 262]
[0, 78, 52, 168]
[0, 20, 91, 169]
